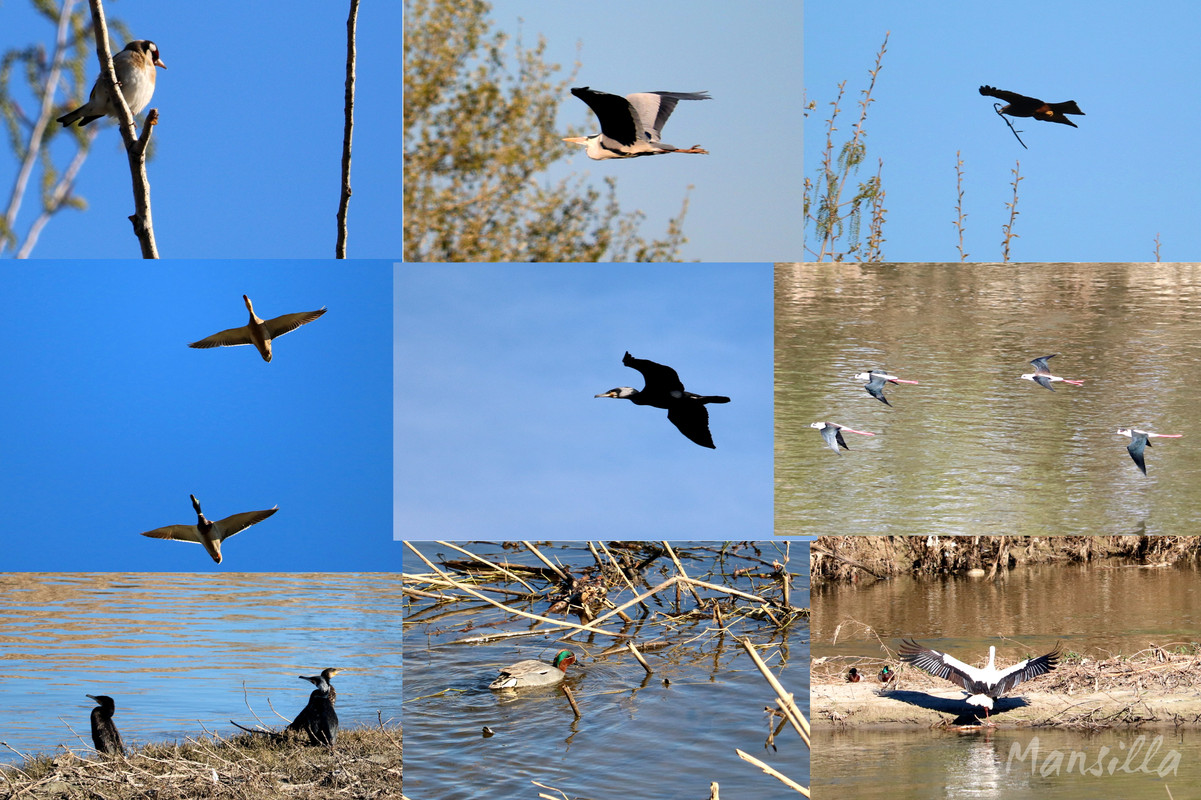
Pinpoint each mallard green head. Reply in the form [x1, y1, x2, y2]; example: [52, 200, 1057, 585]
[878, 666, 894, 682]
[846, 667, 861, 682]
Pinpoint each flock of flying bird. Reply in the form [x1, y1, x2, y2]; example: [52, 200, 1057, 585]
[811, 355, 1182, 476]
[137, 294, 325, 563]
[85, 668, 340, 756]
[846, 640, 1063, 723]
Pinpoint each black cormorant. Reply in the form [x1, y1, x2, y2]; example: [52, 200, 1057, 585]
[86, 694, 124, 755]
[288, 672, 338, 747]
[595, 351, 730, 448]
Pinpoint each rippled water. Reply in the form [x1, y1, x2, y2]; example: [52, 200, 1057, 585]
[815, 728, 1195, 799]
[403, 541, 809, 799]
[812, 556, 1201, 797]
[0, 573, 402, 762]
[777, 263, 1201, 535]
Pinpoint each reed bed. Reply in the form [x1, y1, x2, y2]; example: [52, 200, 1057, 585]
[403, 540, 810, 798]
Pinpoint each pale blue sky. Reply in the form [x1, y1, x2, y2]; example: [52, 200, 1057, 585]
[479, 0, 804, 262]
[394, 264, 773, 539]
[3, 1, 400, 258]
[0, 261, 393, 570]
[806, 0, 1201, 261]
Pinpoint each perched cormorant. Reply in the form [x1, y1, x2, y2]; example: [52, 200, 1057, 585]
[86, 694, 124, 755]
[978, 86, 1085, 127]
[288, 672, 338, 747]
[595, 351, 730, 448]
[139, 494, 278, 564]
[298, 668, 339, 704]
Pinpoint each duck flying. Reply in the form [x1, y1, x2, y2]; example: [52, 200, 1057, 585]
[1116, 428, 1183, 476]
[810, 421, 875, 454]
[899, 638, 1061, 718]
[1020, 354, 1084, 392]
[565, 87, 710, 160]
[595, 351, 729, 448]
[188, 295, 326, 362]
[140, 494, 277, 564]
[978, 86, 1084, 127]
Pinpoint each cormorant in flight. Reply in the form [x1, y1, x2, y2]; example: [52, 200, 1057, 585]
[595, 351, 730, 448]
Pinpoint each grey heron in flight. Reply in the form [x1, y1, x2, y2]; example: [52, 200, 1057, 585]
[564, 87, 710, 160]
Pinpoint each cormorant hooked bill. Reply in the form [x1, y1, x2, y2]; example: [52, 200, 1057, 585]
[86, 694, 124, 755]
[595, 351, 730, 448]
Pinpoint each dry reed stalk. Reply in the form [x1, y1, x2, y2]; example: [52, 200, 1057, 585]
[523, 540, 571, 583]
[403, 541, 625, 638]
[626, 642, 654, 675]
[735, 749, 809, 796]
[663, 541, 707, 607]
[739, 637, 809, 745]
[436, 540, 539, 592]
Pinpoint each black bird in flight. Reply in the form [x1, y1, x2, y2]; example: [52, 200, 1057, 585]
[596, 352, 730, 448]
[978, 86, 1084, 127]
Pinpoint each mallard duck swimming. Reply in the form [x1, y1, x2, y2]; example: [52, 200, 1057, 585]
[846, 667, 861, 682]
[878, 666, 894, 683]
[139, 494, 277, 564]
[188, 295, 326, 362]
[489, 650, 576, 690]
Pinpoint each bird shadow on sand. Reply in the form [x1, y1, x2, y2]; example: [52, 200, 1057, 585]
[881, 689, 1031, 725]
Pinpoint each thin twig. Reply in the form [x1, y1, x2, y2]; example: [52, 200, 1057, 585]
[336, 0, 359, 258]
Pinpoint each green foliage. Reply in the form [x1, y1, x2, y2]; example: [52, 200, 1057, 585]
[403, 0, 689, 262]
[802, 34, 889, 262]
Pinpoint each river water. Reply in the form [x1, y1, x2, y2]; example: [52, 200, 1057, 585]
[0, 573, 402, 762]
[403, 541, 808, 799]
[777, 263, 1201, 535]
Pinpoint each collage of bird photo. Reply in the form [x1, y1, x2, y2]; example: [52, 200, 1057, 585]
[3, 0, 1201, 798]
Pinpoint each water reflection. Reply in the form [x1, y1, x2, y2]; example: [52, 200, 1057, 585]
[403, 541, 809, 800]
[0, 573, 401, 762]
[777, 263, 1201, 535]
[815, 728, 1192, 799]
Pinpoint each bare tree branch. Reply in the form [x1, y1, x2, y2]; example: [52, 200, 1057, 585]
[86, 0, 158, 258]
[336, 0, 359, 258]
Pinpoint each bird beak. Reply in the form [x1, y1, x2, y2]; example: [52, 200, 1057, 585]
[155, 57, 167, 69]
[563, 136, 587, 146]
[595, 390, 617, 398]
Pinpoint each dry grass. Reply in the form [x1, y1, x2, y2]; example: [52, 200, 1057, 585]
[811, 535, 1201, 583]
[1, 724, 402, 799]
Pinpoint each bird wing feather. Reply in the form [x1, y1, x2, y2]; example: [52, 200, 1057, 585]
[140, 524, 202, 543]
[622, 352, 685, 394]
[213, 507, 279, 541]
[667, 403, 715, 449]
[263, 308, 327, 340]
[188, 324, 255, 349]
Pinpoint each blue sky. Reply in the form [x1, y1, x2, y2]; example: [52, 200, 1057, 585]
[806, 0, 1201, 262]
[475, 1, 803, 262]
[0, 261, 394, 570]
[394, 264, 773, 539]
[3, 1, 400, 259]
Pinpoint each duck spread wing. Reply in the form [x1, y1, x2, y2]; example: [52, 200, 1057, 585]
[213, 507, 278, 541]
[263, 309, 327, 340]
[188, 324, 255, 349]
[140, 524, 202, 543]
